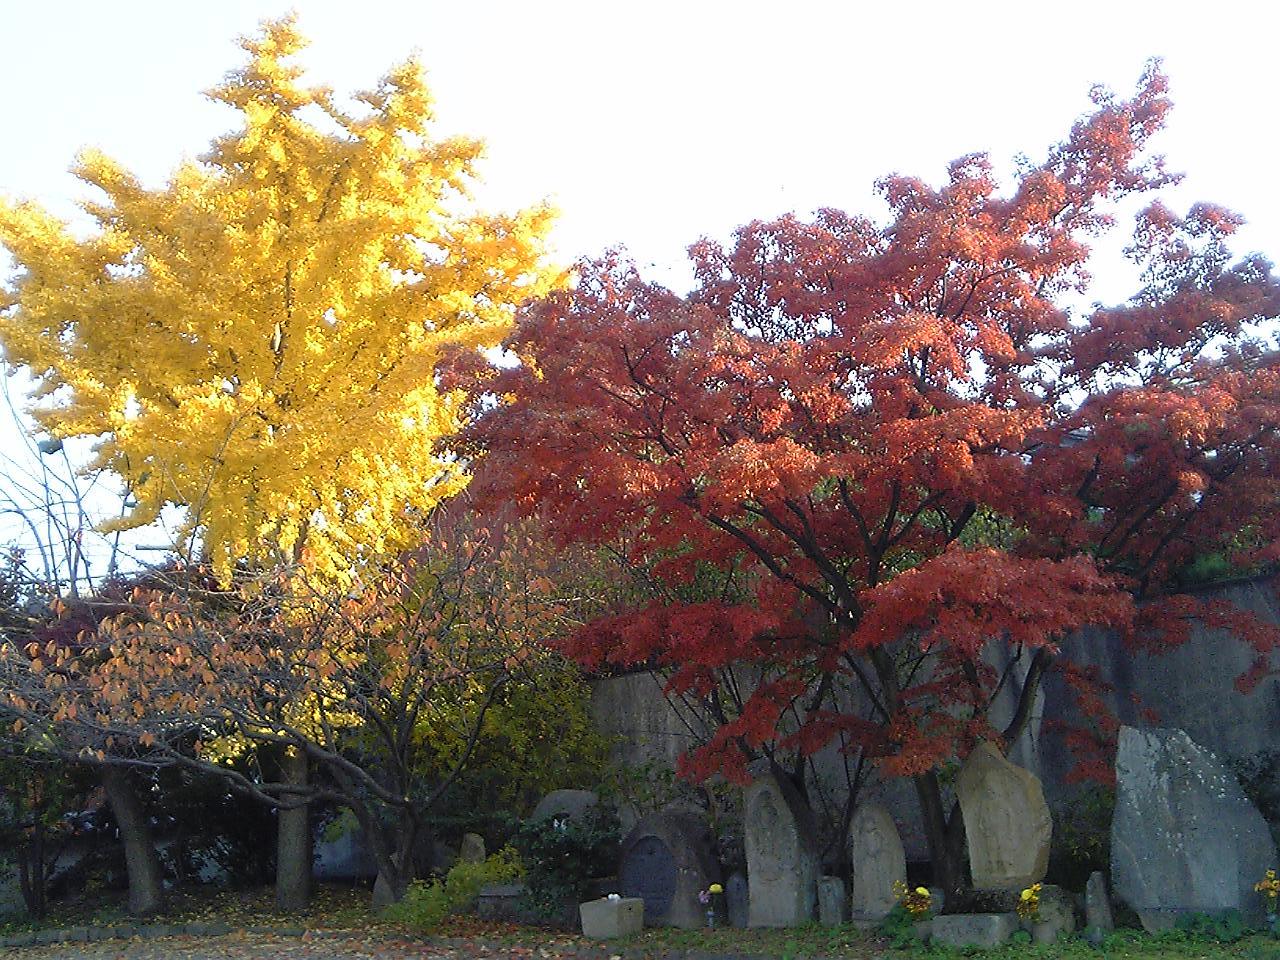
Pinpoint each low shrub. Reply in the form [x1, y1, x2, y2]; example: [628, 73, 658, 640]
[382, 846, 523, 931]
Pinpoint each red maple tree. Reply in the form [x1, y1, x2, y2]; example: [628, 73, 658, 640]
[469, 64, 1280, 893]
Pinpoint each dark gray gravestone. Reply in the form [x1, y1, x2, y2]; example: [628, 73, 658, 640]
[620, 835, 677, 921]
[725, 870, 749, 928]
[618, 811, 720, 928]
[531, 788, 599, 823]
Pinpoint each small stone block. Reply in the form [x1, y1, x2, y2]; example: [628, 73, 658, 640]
[6, 932, 35, 947]
[35, 929, 69, 944]
[817, 876, 847, 925]
[64, 927, 91, 942]
[580, 896, 644, 938]
[929, 912, 1018, 948]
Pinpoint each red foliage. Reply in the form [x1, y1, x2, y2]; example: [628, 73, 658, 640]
[470, 64, 1280, 792]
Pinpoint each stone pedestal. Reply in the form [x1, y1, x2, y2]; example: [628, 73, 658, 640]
[930, 913, 1018, 948]
[579, 897, 644, 938]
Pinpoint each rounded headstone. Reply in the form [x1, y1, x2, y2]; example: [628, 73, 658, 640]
[618, 811, 720, 928]
[847, 802, 907, 922]
[531, 788, 599, 823]
[744, 773, 818, 927]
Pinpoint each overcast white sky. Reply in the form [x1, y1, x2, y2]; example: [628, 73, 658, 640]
[1, 0, 1278, 573]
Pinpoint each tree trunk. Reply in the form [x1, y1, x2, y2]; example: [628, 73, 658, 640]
[101, 766, 165, 916]
[275, 746, 312, 912]
[16, 822, 46, 919]
[913, 770, 967, 906]
[369, 815, 419, 909]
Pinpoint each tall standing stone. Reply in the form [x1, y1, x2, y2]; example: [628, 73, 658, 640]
[459, 833, 486, 864]
[618, 812, 720, 928]
[1085, 871, 1114, 932]
[1112, 725, 1279, 931]
[744, 773, 819, 927]
[725, 871, 749, 928]
[956, 742, 1052, 890]
[847, 803, 907, 922]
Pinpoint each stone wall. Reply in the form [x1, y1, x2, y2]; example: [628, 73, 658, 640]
[589, 574, 1280, 859]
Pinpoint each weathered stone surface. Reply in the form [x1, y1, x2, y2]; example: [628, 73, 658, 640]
[956, 742, 1051, 889]
[579, 896, 644, 938]
[1085, 871, 1114, 932]
[744, 773, 819, 927]
[532, 788, 600, 823]
[930, 912, 1018, 947]
[477, 882, 529, 921]
[817, 875, 847, 925]
[618, 811, 720, 928]
[1112, 725, 1279, 929]
[1029, 884, 1076, 943]
[847, 802, 907, 921]
[725, 870, 749, 928]
[459, 832, 486, 864]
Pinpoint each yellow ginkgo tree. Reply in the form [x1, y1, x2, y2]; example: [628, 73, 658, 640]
[0, 16, 559, 582]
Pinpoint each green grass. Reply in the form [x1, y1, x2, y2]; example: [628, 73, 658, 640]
[611, 923, 1280, 959]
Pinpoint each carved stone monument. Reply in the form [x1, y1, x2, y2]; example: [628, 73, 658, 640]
[956, 742, 1051, 890]
[744, 773, 818, 927]
[847, 802, 907, 922]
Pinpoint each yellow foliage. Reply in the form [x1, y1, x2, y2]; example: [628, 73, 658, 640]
[0, 16, 560, 583]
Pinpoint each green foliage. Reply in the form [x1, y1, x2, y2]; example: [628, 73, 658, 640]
[877, 903, 922, 949]
[419, 660, 610, 827]
[381, 846, 523, 931]
[513, 806, 620, 921]
[1169, 908, 1248, 943]
[1048, 785, 1115, 890]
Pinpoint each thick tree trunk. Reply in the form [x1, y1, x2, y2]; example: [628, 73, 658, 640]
[369, 816, 419, 909]
[275, 747, 312, 912]
[101, 767, 165, 916]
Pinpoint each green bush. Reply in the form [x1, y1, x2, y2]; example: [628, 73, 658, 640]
[382, 846, 523, 931]
[513, 806, 620, 922]
[1170, 909, 1248, 943]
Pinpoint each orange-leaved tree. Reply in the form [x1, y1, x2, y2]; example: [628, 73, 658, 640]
[470, 64, 1280, 895]
[0, 506, 595, 905]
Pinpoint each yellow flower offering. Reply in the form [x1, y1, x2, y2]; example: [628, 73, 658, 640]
[893, 880, 933, 919]
[1016, 882, 1042, 922]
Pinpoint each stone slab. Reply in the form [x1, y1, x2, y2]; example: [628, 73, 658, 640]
[817, 875, 847, 925]
[579, 896, 644, 938]
[929, 912, 1018, 948]
[744, 773, 819, 927]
